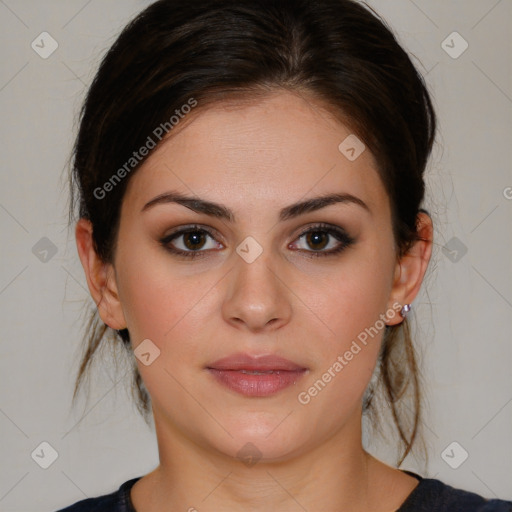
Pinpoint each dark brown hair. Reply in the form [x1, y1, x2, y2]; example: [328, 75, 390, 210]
[68, 0, 436, 466]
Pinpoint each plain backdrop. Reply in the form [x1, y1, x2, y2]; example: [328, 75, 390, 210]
[0, 1, 511, 510]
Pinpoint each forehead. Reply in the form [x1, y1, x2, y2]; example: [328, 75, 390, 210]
[122, 90, 389, 219]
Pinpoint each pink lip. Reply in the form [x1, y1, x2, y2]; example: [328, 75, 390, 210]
[206, 352, 308, 397]
[207, 352, 306, 371]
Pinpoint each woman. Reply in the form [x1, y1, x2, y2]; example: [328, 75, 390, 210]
[58, 0, 512, 510]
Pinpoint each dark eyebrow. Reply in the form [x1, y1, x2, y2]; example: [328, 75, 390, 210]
[141, 190, 370, 221]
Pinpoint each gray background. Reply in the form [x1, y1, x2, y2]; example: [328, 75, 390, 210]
[0, 1, 511, 510]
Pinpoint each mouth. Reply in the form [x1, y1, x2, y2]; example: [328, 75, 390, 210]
[205, 352, 308, 397]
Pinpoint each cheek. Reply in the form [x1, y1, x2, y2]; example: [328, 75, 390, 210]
[114, 236, 208, 343]
[305, 253, 394, 349]
[119, 268, 215, 417]
[293, 251, 393, 405]
[295, 281, 386, 428]
[116, 259, 225, 413]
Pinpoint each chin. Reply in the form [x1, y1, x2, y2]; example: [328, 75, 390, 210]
[208, 416, 311, 464]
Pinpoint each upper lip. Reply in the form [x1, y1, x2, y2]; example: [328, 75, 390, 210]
[206, 352, 307, 371]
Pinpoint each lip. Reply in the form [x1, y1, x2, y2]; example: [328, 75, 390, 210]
[207, 352, 307, 371]
[206, 352, 308, 397]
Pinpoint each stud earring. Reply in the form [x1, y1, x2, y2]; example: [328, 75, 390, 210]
[400, 304, 411, 318]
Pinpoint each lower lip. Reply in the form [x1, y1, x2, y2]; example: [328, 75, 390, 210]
[207, 369, 307, 397]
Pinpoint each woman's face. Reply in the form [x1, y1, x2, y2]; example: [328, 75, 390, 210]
[110, 91, 403, 462]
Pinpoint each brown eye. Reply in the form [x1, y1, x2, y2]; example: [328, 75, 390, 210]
[291, 223, 356, 258]
[160, 225, 221, 259]
[182, 230, 208, 250]
[304, 231, 330, 251]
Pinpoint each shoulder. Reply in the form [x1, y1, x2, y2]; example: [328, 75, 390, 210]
[54, 477, 142, 512]
[399, 475, 512, 512]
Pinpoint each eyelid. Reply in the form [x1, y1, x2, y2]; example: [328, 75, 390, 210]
[161, 223, 222, 242]
[295, 221, 345, 238]
[160, 224, 223, 255]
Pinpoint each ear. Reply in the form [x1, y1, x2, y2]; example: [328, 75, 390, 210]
[75, 218, 127, 330]
[386, 211, 433, 326]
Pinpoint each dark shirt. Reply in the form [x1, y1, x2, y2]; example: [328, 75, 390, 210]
[55, 471, 512, 511]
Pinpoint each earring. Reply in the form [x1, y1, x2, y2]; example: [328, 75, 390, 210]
[400, 304, 411, 318]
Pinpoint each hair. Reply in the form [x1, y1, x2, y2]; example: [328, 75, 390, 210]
[68, 0, 436, 467]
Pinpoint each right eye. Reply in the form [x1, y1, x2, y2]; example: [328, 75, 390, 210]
[160, 225, 223, 259]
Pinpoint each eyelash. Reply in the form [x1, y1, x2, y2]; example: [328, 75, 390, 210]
[159, 223, 355, 260]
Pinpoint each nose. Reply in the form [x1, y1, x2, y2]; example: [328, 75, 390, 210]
[222, 248, 292, 333]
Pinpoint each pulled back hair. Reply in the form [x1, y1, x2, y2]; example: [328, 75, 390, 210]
[68, 0, 436, 466]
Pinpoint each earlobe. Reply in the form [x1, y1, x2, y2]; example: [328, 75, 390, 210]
[75, 218, 127, 330]
[386, 212, 433, 326]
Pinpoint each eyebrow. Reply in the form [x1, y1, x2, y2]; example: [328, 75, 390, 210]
[141, 190, 370, 221]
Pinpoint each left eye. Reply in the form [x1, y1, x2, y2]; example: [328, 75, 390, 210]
[290, 224, 355, 256]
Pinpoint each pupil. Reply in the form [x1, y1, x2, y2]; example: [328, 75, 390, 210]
[185, 231, 204, 250]
[307, 231, 327, 250]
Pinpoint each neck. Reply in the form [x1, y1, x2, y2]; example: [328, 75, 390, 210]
[136, 407, 394, 512]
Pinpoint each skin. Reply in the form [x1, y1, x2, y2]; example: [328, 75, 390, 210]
[76, 90, 433, 512]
